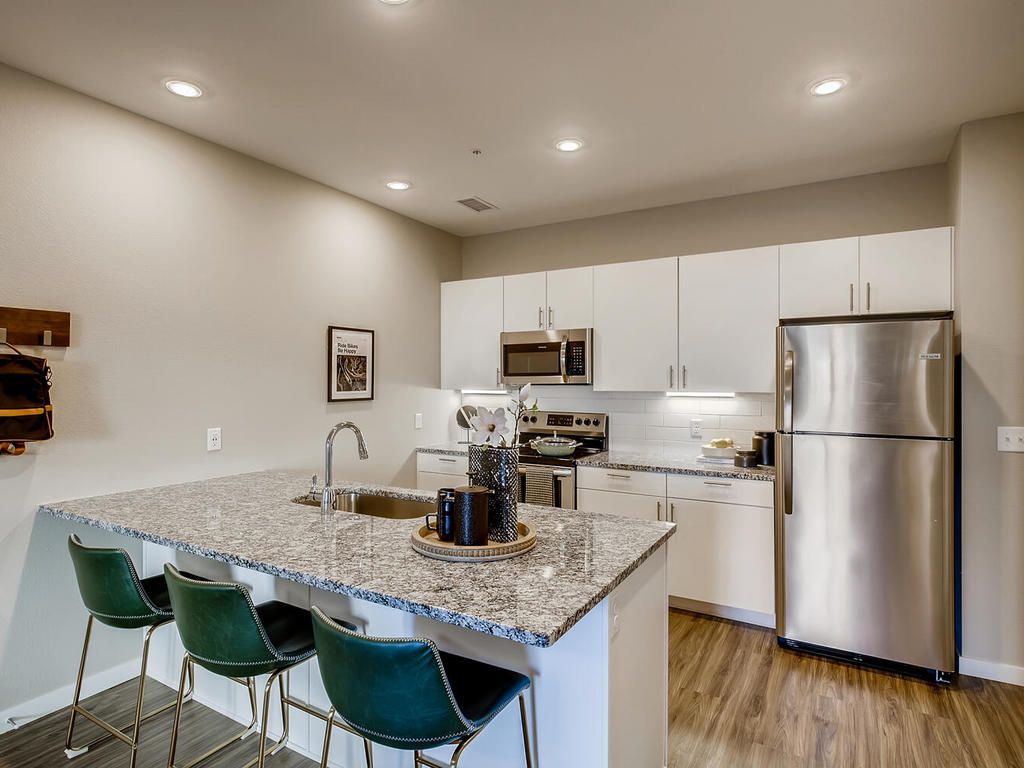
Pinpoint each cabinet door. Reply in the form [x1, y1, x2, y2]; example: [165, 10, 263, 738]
[577, 488, 665, 522]
[679, 246, 778, 393]
[859, 227, 952, 314]
[441, 277, 503, 389]
[593, 257, 678, 391]
[779, 237, 860, 318]
[502, 272, 548, 331]
[546, 266, 594, 329]
[416, 471, 465, 493]
[666, 497, 774, 615]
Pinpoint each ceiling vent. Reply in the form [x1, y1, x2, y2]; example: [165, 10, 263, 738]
[456, 196, 498, 213]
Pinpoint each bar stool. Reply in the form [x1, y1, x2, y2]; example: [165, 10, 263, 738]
[310, 606, 533, 768]
[162, 565, 371, 768]
[65, 534, 195, 768]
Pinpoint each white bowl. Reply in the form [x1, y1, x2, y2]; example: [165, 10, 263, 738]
[701, 444, 737, 459]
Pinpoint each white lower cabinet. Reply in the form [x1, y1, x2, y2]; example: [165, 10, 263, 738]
[578, 466, 775, 626]
[416, 452, 468, 492]
[666, 497, 774, 619]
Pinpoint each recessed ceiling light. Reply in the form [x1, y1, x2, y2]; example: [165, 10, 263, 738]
[164, 79, 203, 98]
[809, 77, 847, 96]
[378, 0, 410, 4]
[554, 137, 584, 153]
[386, 180, 411, 191]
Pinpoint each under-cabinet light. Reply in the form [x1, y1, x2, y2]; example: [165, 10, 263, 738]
[665, 391, 735, 398]
[461, 389, 509, 396]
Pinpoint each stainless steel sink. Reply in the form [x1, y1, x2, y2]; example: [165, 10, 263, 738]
[291, 492, 430, 520]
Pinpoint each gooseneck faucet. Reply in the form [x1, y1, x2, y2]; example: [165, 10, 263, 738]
[321, 422, 369, 514]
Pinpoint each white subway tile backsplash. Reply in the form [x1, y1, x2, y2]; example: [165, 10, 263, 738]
[459, 388, 775, 450]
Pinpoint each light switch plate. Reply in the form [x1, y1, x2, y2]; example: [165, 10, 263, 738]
[414, 413, 423, 430]
[207, 427, 222, 452]
[997, 426, 1024, 453]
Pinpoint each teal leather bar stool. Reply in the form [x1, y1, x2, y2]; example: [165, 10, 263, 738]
[162, 565, 370, 768]
[65, 534, 195, 768]
[311, 606, 533, 768]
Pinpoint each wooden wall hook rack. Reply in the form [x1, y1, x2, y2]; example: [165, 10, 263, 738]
[0, 307, 71, 347]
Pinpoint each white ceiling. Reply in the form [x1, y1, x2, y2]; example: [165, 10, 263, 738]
[1, 0, 1023, 237]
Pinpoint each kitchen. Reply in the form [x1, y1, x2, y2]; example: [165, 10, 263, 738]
[2, 2, 1024, 768]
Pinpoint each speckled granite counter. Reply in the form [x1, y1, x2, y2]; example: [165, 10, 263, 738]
[578, 449, 775, 482]
[39, 470, 674, 648]
[416, 442, 469, 457]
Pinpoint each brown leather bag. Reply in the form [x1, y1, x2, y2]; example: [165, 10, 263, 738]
[0, 342, 53, 454]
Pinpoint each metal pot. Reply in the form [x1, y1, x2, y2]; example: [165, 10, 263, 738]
[529, 436, 581, 457]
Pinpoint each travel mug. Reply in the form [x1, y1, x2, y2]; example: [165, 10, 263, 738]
[426, 488, 456, 542]
[453, 486, 490, 546]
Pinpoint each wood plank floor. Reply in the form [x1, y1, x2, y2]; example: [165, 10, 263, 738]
[3, 610, 1024, 767]
[668, 610, 1024, 768]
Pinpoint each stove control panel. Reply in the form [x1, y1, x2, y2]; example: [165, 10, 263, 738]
[519, 410, 608, 437]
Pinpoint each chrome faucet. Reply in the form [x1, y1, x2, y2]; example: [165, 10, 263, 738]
[321, 422, 369, 514]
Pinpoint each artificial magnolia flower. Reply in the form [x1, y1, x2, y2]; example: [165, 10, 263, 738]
[471, 406, 508, 445]
[518, 383, 532, 403]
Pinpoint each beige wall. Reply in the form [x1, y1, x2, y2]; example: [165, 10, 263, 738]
[950, 112, 1024, 672]
[0, 65, 461, 712]
[462, 164, 950, 277]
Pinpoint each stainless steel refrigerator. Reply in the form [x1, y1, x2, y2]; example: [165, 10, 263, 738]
[775, 314, 955, 681]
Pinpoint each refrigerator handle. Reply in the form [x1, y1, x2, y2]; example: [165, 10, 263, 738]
[780, 433, 793, 515]
[780, 340, 794, 433]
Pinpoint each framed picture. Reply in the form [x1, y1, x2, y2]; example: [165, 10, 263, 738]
[327, 326, 374, 402]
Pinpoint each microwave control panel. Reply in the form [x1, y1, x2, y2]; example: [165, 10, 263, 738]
[566, 341, 587, 376]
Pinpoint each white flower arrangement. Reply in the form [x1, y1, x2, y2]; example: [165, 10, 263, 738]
[469, 384, 538, 448]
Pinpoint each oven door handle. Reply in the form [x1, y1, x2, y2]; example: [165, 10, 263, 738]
[559, 335, 569, 383]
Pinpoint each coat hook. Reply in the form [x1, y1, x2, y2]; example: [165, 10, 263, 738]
[42, 330, 52, 346]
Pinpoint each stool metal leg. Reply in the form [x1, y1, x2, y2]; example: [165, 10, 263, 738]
[318, 709, 374, 768]
[518, 693, 533, 768]
[413, 693, 532, 768]
[166, 656, 259, 768]
[65, 616, 189, 764]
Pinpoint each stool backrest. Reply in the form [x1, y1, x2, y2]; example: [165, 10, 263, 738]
[311, 606, 472, 750]
[163, 564, 281, 676]
[67, 534, 168, 628]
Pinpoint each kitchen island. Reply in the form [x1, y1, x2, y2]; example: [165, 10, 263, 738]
[41, 470, 675, 768]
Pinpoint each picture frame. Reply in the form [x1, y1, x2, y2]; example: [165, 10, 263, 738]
[327, 326, 374, 402]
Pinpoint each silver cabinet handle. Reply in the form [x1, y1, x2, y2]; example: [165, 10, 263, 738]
[849, 283, 854, 312]
[548, 306, 553, 328]
[606, 472, 631, 479]
[866, 281, 871, 311]
[438, 457, 457, 463]
[538, 306, 543, 328]
[656, 500, 662, 521]
[668, 365, 674, 389]
[496, 367, 501, 386]
[703, 480, 733, 487]
[670, 502, 676, 523]
[682, 365, 687, 389]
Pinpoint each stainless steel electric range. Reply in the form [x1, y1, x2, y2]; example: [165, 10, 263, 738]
[517, 410, 608, 510]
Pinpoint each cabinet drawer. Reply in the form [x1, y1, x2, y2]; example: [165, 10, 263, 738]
[666, 474, 773, 507]
[577, 466, 667, 496]
[416, 452, 469, 476]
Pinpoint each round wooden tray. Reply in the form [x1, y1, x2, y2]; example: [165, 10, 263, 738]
[410, 521, 536, 563]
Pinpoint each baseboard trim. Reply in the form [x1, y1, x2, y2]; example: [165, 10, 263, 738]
[669, 596, 775, 629]
[0, 657, 141, 735]
[959, 656, 1024, 687]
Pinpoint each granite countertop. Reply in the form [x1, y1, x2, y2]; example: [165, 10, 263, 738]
[40, 470, 674, 648]
[578, 450, 775, 482]
[416, 442, 469, 457]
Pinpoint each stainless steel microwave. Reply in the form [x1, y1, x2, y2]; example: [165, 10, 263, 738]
[500, 328, 593, 385]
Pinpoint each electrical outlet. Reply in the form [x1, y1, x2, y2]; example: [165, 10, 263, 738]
[690, 418, 703, 439]
[207, 427, 222, 452]
[997, 426, 1024, 453]
[414, 413, 423, 430]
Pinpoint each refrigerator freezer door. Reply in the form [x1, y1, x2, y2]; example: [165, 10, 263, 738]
[778, 318, 953, 438]
[776, 433, 955, 671]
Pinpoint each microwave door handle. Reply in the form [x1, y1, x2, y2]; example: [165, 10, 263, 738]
[559, 336, 569, 383]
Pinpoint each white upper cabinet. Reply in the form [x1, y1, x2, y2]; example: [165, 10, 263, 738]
[678, 247, 778, 393]
[594, 257, 678, 392]
[503, 272, 548, 331]
[545, 266, 594, 329]
[441, 277, 503, 390]
[779, 237, 860, 318]
[859, 227, 953, 314]
[503, 267, 594, 331]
